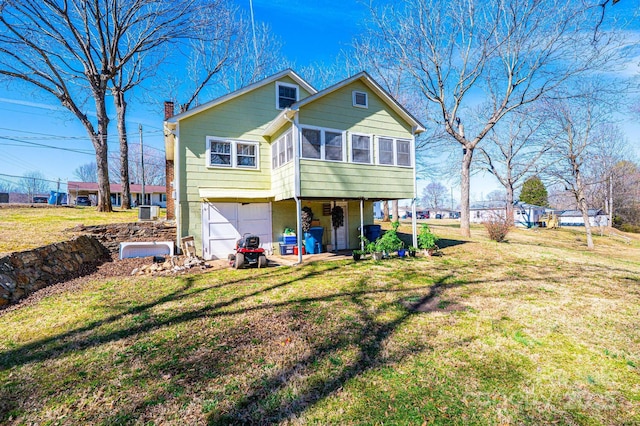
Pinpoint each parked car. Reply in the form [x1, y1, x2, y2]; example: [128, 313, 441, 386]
[76, 196, 91, 206]
[435, 213, 442, 219]
[32, 196, 48, 203]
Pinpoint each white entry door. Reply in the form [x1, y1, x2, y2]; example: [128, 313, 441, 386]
[331, 202, 349, 250]
[202, 202, 272, 260]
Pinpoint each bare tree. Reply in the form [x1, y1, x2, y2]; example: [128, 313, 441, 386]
[0, 0, 208, 212]
[543, 85, 619, 249]
[477, 109, 553, 220]
[421, 182, 448, 209]
[73, 162, 98, 182]
[358, 0, 626, 237]
[19, 171, 49, 200]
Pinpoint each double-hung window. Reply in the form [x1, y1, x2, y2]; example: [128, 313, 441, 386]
[301, 127, 344, 161]
[207, 137, 259, 169]
[376, 136, 412, 167]
[351, 134, 372, 164]
[276, 82, 298, 109]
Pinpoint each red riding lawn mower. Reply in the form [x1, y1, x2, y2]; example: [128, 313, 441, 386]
[229, 233, 268, 269]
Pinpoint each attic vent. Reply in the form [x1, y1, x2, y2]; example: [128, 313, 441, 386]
[353, 91, 368, 108]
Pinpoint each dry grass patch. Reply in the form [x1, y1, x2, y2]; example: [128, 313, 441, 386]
[0, 219, 639, 424]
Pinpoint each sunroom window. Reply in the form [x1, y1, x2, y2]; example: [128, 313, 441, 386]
[351, 134, 371, 164]
[301, 127, 344, 161]
[378, 138, 394, 165]
[376, 136, 412, 167]
[301, 128, 321, 159]
[272, 130, 294, 169]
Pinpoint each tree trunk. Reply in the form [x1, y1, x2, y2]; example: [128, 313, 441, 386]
[92, 90, 113, 213]
[505, 184, 515, 226]
[460, 147, 473, 237]
[114, 89, 132, 209]
[575, 174, 594, 249]
[382, 201, 390, 222]
[392, 200, 399, 222]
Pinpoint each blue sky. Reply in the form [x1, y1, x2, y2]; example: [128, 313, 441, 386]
[0, 0, 638, 202]
[0, 0, 371, 192]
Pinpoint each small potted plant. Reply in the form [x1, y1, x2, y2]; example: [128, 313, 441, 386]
[374, 221, 403, 258]
[408, 245, 417, 257]
[417, 223, 439, 256]
[352, 249, 364, 261]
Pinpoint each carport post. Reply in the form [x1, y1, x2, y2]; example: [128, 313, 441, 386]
[360, 198, 364, 251]
[412, 198, 417, 248]
[295, 196, 303, 264]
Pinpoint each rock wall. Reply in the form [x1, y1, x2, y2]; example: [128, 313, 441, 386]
[69, 221, 176, 255]
[0, 235, 110, 307]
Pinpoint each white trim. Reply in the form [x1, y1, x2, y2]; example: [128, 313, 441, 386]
[300, 124, 347, 162]
[205, 136, 260, 170]
[167, 69, 316, 123]
[352, 90, 368, 108]
[350, 132, 373, 164]
[276, 81, 299, 110]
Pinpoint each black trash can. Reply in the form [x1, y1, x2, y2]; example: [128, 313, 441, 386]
[364, 224, 381, 242]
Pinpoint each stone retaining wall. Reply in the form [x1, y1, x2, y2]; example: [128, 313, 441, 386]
[0, 235, 110, 307]
[69, 221, 176, 255]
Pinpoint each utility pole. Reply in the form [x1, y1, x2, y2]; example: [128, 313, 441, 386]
[140, 124, 146, 206]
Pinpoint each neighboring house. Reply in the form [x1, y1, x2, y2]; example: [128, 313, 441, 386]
[67, 182, 167, 208]
[513, 201, 547, 228]
[469, 201, 509, 223]
[164, 69, 425, 260]
[558, 209, 609, 227]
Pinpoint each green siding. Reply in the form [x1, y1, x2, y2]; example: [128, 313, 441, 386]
[179, 75, 310, 204]
[296, 80, 415, 199]
[272, 161, 295, 201]
[299, 160, 414, 199]
[298, 80, 412, 137]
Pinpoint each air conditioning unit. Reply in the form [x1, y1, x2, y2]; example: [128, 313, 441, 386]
[138, 205, 159, 221]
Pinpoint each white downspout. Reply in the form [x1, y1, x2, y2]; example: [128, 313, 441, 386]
[291, 110, 303, 264]
[175, 122, 182, 254]
[411, 133, 417, 248]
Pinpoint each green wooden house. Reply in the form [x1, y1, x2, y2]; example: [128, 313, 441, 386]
[164, 69, 425, 261]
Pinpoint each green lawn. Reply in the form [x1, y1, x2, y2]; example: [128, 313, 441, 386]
[0, 218, 639, 424]
[0, 206, 140, 256]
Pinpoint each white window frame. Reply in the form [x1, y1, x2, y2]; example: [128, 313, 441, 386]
[300, 125, 346, 162]
[272, 130, 294, 170]
[375, 136, 413, 167]
[206, 136, 259, 170]
[350, 132, 373, 164]
[276, 81, 299, 110]
[352, 90, 368, 108]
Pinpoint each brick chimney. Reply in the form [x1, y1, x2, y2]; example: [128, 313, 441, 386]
[164, 101, 175, 220]
[164, 101, 174, 120]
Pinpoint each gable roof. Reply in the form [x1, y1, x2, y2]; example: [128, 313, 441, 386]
[166, 69, 317, 123]
[264, 71, 425, 137]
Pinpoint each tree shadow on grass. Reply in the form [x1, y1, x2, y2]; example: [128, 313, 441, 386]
[205, 274, 456, 424]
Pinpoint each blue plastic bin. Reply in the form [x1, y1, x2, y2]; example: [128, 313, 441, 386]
[304, 227, 324, 254]
[364, 224, 381, 242]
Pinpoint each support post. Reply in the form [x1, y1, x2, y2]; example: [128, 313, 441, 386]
[296, 197, 303, 264]
[360, 198, 364, 251]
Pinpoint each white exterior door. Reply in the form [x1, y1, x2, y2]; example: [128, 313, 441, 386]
[331, 202, 349, 250]
[202, 202, 272, 260]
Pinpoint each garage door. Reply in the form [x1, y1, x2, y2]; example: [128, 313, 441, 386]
[202, 202, 272, 260]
